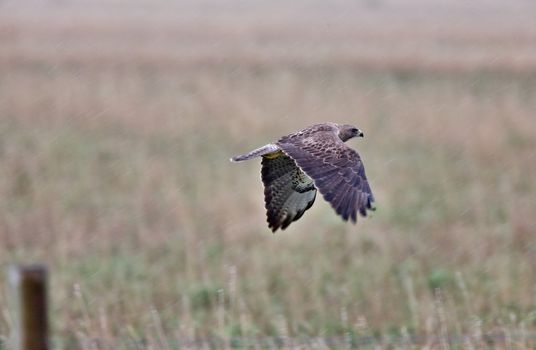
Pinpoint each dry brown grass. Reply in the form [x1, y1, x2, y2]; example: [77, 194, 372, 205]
[1, 1, 536, 348]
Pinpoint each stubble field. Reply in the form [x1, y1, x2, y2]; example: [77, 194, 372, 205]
[1, 1, 536, 348]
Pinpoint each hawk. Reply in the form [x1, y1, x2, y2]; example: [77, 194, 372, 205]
[231, 123, 375, 232]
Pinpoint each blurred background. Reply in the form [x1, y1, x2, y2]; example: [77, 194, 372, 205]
[1, 0, 536, 348]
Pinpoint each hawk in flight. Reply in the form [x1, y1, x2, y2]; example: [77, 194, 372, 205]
[231, 123, 375, 232]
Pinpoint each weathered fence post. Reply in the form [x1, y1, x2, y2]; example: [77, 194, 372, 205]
[8, 264, 49, 350]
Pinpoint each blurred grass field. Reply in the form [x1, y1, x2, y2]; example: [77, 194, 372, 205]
[1, 1, 536, 348]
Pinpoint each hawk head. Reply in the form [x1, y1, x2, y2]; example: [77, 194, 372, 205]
[338, 124, 364, 142]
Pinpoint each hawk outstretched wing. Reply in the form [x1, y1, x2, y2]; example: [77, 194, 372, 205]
[277, 126, 374, 223]
[261, 153, 317, 232]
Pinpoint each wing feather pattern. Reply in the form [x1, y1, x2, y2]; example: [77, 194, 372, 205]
[277, 127, 374, 223]
[261, 155, 317, 232]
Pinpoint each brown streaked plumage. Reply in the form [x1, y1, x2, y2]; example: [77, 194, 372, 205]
[231, 123, 375, 232]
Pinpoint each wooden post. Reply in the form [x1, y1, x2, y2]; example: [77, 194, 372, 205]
[8, 264, 49, 350]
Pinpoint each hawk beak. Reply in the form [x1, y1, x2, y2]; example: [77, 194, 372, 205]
[358, 130, 364, 137]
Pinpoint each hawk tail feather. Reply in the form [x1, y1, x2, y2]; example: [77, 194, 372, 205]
[230, 144, 280, 162]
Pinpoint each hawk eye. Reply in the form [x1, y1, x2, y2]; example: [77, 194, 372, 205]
[351, 128, 358, 133]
